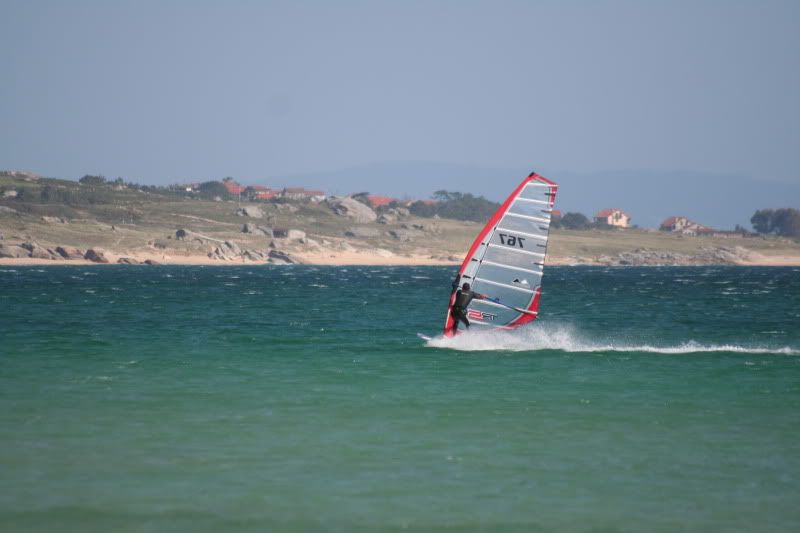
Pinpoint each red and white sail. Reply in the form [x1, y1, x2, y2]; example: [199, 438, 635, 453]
[444, 172, 558, 336]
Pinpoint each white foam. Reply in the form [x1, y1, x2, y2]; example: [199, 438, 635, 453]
[424, 324, 800, 355]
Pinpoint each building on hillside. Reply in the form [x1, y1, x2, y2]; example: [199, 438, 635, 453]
[594, 208, 631, 228]
[222, 180, 245, 195]
[366, 195, 398, 209]
[246, 185, 278, 201]
[279, 187, 327, 202]
[660, 216, 691, 232]
[304, 189, 326, 202]
[0, 170, 41, 180]
[280, 187, 307, 200]
[402, 198, 438, 207]
[551, 209, 562, 222]
[660, 216, 714, 236]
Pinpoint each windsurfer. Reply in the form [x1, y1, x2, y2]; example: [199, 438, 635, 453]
[450, 282, 487, 334]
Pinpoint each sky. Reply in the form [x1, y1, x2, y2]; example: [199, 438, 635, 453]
[1, 0, 798, 227]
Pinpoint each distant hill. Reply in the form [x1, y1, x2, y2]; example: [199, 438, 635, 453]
[271, 161, 800, 230]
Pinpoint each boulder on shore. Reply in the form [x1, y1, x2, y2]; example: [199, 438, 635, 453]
[386, 229, 416, 241]
[0, 243, 29, 258]
[21, 241, 58, 259]
[325, 196, 377, 223]
[56, 246, 84, 260]
[117, 257, 141, 265]
[242, 250, 266, 261]
[268, 249, 298, 264]
[84, 248, 109, 263]
[236, 206, 264, 218]
[208, 240, 243, 261]
[242, 223, 274, 236]
[377, 207, 410, 224]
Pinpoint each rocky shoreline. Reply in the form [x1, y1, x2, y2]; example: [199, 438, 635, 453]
[2, 238, 798, 266]
[2, 186, 799, 267]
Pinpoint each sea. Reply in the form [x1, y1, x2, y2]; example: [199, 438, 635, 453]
[1, 265, 799, 532]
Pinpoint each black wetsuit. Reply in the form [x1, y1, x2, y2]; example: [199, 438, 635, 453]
[451, 288, 479, 332]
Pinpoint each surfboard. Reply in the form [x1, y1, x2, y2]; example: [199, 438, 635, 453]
[443, 172, 558, 337]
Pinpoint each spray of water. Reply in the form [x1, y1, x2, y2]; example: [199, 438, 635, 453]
[425, 324, 799, 355]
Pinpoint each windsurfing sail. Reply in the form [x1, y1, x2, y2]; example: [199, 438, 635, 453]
[444, 172, 558, 336]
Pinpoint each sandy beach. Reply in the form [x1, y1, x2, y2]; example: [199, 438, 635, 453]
[0, 249, 459, 267]
[3, 249, 800, 266]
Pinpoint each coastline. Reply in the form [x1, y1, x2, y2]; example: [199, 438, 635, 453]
[0, 250, 461, 267]
[3, 251, 799, 267]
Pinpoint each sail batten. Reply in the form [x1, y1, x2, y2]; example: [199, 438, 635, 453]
[514, 197, 551, 205]
[504, 212, 551, 223]
[495, 228, 548, 241]
[480, 260, 543, 275]
[486, 243, 544, 257]
[443, 172, 558, 336]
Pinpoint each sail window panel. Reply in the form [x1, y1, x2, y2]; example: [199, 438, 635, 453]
[467, 303, 517, 326]
[471, 280, 532, 310]
[483, 244, 543, 269]
[508, 200, 552, 219]
[496, 215, 549, 238]
[517, 184, 554, 202]
[478, 263, 543, 288]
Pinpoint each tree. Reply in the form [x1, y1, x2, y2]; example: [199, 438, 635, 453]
[751, 209, 773, 234]
[79, 174, 106, 186]
[408, 200, 437, 218]
[560, 212, 591, 230]
[423, 190, 499, 222]
[773, 208, 800, 237]
[751, 208, 800, 237]
[196, 181, 230, 200]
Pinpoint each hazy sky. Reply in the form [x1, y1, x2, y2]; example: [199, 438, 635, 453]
[1, 1, 799, 195]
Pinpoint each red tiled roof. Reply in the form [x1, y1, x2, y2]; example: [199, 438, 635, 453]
[304, 190, 325, 196]
[367, 195, 397, 208]
[223, 181, 245, 194]
[660, 216, 687, 227]
[595, 208, 628, 218]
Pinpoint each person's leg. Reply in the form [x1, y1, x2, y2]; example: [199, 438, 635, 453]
[450, 310, 459, 334]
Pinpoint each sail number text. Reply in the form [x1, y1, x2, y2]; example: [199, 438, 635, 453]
[498, 233, 525, 248]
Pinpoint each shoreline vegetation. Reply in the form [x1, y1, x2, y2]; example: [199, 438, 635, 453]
[2, 173, 799, 267]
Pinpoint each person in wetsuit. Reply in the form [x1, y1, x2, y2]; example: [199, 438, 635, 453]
[450, 282, 487, 334]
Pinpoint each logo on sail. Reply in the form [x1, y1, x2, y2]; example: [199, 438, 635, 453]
[467, 309, 496, 321]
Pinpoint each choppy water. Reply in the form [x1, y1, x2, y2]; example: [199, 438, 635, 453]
[1, 265, 799, 532]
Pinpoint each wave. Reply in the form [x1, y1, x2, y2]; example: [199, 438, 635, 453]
[424, 324, 799, 355]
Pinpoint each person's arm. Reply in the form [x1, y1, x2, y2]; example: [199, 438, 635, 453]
[475, 292, 488, 300]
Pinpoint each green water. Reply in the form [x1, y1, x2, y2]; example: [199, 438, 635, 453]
[1, 266, 799, 532]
